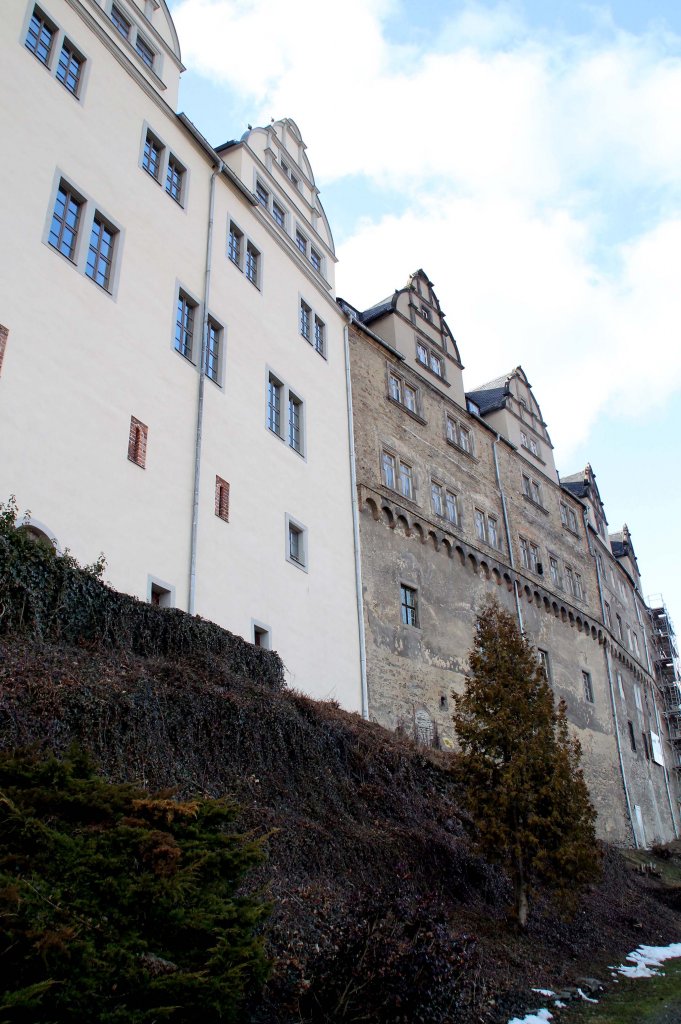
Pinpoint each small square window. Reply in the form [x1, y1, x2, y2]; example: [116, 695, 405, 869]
[175, 290, 196, 360]
[86, 214, 117, 291]
[127, 415, 148, 468]
[111, 4, 131, 40]
[166, 155, 185, 203]
[400, 584, 419, 627]
[49, 181, 82, 261]
[142, 130, 163, 181]
[56, 40, 84, 95]
[26, 7, 55, 64]
[582, 670, 594, 703]
[228, 222, 243, 267]
[287, 518, 307, 569]
[253, 624, 270, 649]
[135, 34, 155, 68]
[215, 475, 229, 522]
[245, 242, 260, 286]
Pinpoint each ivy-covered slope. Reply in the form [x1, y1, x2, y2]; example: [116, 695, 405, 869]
[2, 502, 681, 1023]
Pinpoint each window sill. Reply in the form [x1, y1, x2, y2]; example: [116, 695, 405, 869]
[522, 494, 549, 515]
[446, 437, 477, 462]
[416, 359, 450, 386]
[386, 395, 426, 424]
[561, 523, 580, 538]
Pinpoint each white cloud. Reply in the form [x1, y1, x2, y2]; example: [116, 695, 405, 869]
[171, 0, 681, 460]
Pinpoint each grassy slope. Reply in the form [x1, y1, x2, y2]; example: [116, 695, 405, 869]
[2, 636, 681, 1023]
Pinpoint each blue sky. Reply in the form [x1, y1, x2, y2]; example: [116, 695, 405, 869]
[170, 0, 681, 630]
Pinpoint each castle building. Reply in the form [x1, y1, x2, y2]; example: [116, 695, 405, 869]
[0, 0, 363, 709]
[2, 1, 680, 845]
[341, 270, 679, 846]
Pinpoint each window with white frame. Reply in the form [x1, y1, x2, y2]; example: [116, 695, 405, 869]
[445, 489, 459, 526]
[166, 155, 185, 204]
[416, 339, 444, 377]
[175, 290, 196, 360]
[56, 38, 84, 95]
[387, 368, 420, 416]
[86, 213, 117, 291]
[400, 584, 419, 627]
[538, 649, 551, 681]
[549, 555, 562, 588]
[475, 509, 486, 543]
[487, 515, 500, 549]
[446, 416, 473, 455]
[205, 317, 223, 385]
[520, 536, 540, 573]
[431, 481, 444, 517]
[473, 510, 501, 548]
[520, 430, 540, 457]
[314, 315, 325, 356]
[583, 670, 594, 703]
[522, 473, 543, 507]
[565, 565, 575, 596]
[560, 501, 579, 533]
[268, 372, 305, 455]
[110, 3, 157, 71]
[299, 298, 326, 358]
[46, 176, 122, 295]
[286, 515, 307, 570]
[135, 33, 155, 68]
[381, 450, 415, 501]
[574, 572, 584, 601]
[228, 221, 243, 267]
[245, 241, 260, 287]
[140, 127, 187, 206]
[26, 6, 56, 65]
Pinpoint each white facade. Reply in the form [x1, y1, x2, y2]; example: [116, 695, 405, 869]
[0, 0, 363, 708]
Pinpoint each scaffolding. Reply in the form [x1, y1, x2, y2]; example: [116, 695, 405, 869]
[648, 595, 681, 769]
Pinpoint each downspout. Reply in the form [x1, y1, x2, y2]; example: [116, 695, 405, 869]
[343, 317, 369, 719]
[637, 597, 679, 838]
[492, 435, 523, 632]
[588, 510, 638, 847]
[188, 159, 223, 614]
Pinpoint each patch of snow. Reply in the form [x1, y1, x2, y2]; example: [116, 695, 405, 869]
[508, 1009, 552, 1024]
[553, 1000, 566, 1008]
[532, 989, 555, 997]
[611, 942, 681, 980]
[577, 988, 598, 1003]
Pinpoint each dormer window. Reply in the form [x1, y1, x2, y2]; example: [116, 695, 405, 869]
[416, 340, 443, 378]
[520, 430, 539, 457]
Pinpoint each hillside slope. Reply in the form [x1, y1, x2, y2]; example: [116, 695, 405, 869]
[1, 510, 681, 1022]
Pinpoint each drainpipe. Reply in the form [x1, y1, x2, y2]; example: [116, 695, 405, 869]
[188, 160, 223, 614]
[492, 436, 523, 632]
[588, 509, 638, 847]
[343, 317, 369, 719]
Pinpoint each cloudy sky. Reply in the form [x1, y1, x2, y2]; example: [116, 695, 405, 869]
[169, 0, 681, 627]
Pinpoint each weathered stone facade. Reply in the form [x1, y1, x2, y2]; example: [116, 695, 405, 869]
[342, 270, 680, 847]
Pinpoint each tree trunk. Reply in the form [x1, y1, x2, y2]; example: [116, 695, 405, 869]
[513, 856, 529, 929]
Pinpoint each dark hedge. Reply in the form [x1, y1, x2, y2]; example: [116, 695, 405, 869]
[0, 497, 284, 691]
